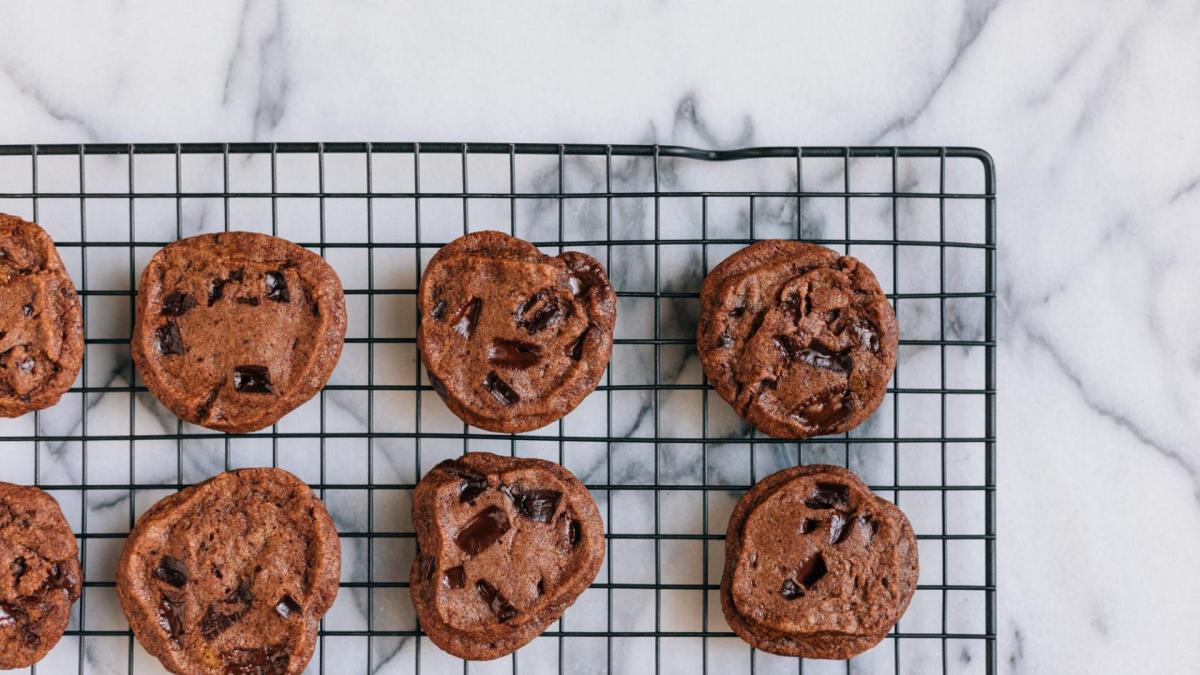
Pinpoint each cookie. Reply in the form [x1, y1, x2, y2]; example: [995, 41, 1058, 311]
[0, 482, 84, 669]
[0, 214, 84, 417]
[697, 240, 898, 438]
[131, 232, 347, 433]
[721, 464, 918, 659]
[116, 468, 340, 675]
[410, 452, 605, 660]
[417, 231, 616, 433]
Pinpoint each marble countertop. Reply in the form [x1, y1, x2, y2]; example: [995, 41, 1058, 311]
[2, 2, 1198, 674]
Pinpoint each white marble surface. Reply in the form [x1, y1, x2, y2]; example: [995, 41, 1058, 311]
[1, 1, 1199, 674]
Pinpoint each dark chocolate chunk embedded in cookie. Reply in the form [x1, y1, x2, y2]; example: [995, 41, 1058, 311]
[417, 231, 616, 433]
[720, 464, 918, 660]
[697, 240, 898, 438]
[410, 452, 605, 661]
[116, 468, 340, 675]
[0, 482, 84, 670]
[0, 214, 84, 418]
[131, 232, 347, 433]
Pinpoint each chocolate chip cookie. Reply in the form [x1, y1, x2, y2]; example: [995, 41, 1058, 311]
[410, 452, 605, 660]
[131, 232, 347, 433]
[0, 214, 84, 418]
[116, 468, 340, 675]
[0, 482, 83, 669]
[697, 240, 898, 438]
[721, 464, 918, 659]
[418, 231, 616, 433]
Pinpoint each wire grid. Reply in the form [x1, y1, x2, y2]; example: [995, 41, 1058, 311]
[0, 143, 995, 675]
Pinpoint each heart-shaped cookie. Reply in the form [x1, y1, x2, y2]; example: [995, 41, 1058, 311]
[417, 231, 616, 433]
[410, 452, 605, 660]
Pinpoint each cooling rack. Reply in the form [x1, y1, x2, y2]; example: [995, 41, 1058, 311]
[0, 143, 995, 674]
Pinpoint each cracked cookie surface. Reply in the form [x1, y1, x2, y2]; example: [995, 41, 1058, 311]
[418, 231, 616, 433]
[721, 464, 918, 659]
[0, 214, 84, 417]
[116, 468, 340, 675]
[697, 240, 898, 438]
[410, 452, 605, 660]
[131, 232, 347, 433]
[0, 482, 83, 669]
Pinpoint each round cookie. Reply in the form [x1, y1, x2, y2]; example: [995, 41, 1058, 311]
[721, 464, 918, 659]
[410, 452, 605, 660]
[417, 231, 616, 433]
[697, 240, 898, 438]
[0, 482, 83, 669]
[0, 214, 84, 417]
[131, 232, 347, 433]
[116, 468, 340, 675]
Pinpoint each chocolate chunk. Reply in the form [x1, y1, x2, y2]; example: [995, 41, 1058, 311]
[850, 320, 880, 353]
[488, 338, 542, 370]
[482, 372, 519, 406]
[442, 565, 466, 590]
[475, 579, 518, 623]
[46, 563, 79, 597]
[200, 579, 253, 640]
[153, 556, 188, 588]
[228, 268, 245, 282]
[265, 271, 290, 302]
[233, 365, 272, 394]
[156, 322, 185, 356]
[161, 291, 197, 317]
[717, 330, 734, 348]
[780, 578, 804, 600]
[21, 303, 33, 317]
[17, 357, 34, 374]
[0, 603, 14, 628]
[236, 296, 261, 306]
[568, 326, 593, 361]
[797, 518, 818, 534]
[208, 279, 226, 306]
[501, 484, 562, 524]
[791, 392, 853, 434]
[274, 594, 302, 619]
[536, 578, 545, 596]
[566, 517, 582, 549]
[798, 348, 848, 373]
[222, 646, 291, 675]
[829, 512, 851, 544]
[857, 514, 876, 545]
[418, 553, 436, 581]
[805, 482, 851, 511]
[452, 297, 483, 339]
[438, 460, 488, 503]
[516, 289, 565, 334]
[458, 474, 488, 504]
[157, 594, 185, 643]
[566, 257, 608, 299]
[796, 552, 827, 590]
[454, 505, 511, 556]
[430, 299, 447, 319]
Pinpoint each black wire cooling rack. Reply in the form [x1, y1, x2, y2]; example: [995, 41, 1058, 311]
[0, 143, 995, 674]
